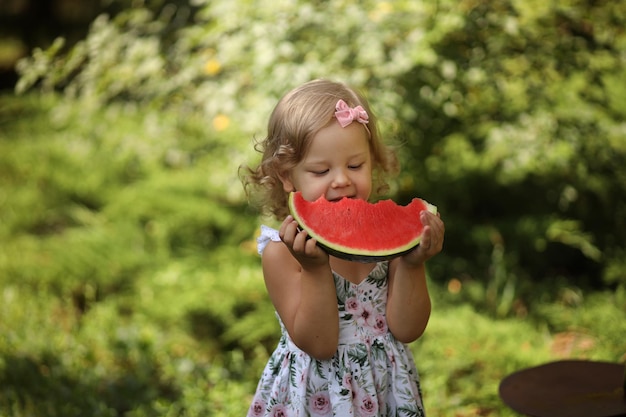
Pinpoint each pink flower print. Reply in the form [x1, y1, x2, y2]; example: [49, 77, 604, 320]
[355, 303, 375, 328]
[270, 404, 288, 417]
[249, 397, 266, 417]
[372, 314, 387, 335]
[342, 373, 353, 389]
[345, 297, 360, 313]
[358, 393, 379, 417]
[309, 392, 332, 415]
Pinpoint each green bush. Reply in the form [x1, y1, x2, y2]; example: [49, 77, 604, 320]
[3, 0, 625, 415]
[396, 1, 626, 295]
[0, 92, 268, 416]
[15, 0, 626, 298]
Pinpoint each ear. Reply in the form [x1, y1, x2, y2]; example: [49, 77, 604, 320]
[278, 172, 295, 193]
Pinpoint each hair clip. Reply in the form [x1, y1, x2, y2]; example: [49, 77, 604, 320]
[334, 99, 369, 128]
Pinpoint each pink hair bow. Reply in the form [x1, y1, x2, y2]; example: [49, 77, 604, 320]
[334, 99, 369, 128]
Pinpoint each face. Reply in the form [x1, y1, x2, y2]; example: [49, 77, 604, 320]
[281, 120, 372, 202]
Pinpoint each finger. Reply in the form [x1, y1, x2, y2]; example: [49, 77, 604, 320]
[292, 228, 309, 252]
[422, 211, 445, 239]
[280, 217, 299, 245]
[426, 222, 444, 252]
[421, 210, 441, 225]
[279, 215, 293, 236]
[419, 225, 432, 251]
[304, 236, 319, 255]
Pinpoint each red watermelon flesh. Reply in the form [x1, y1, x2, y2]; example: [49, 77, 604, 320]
[288, 191, 437, 262]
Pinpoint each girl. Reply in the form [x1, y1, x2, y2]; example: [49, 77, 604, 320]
[241, 79, 445, 417]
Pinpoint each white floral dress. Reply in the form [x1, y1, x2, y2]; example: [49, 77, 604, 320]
[249, 226, 427, 417]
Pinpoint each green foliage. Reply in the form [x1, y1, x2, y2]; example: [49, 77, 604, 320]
[395, 0, 626, 295]
[423, 284, 626, 415]
[11, 0, 481, 143]
[15, 0, 626, 299]
[4, 0, 626, 415]
[0, 93, 266, 415]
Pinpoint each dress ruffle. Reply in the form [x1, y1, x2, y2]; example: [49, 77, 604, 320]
[257, 225, 281, 255]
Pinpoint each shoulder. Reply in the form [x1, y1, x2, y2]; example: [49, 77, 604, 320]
[262, 239, 289, 263]
[261, 241, 300, 281]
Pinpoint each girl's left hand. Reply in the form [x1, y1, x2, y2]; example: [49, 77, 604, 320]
[401, 210, 445, 266]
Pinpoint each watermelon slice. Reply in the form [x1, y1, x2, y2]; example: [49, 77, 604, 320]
[288, 191, 437, 262]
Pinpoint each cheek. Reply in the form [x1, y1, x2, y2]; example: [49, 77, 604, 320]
[294, 175, 329, 201]
[355, 171, 373, 188]
[300, 186, 327, 202]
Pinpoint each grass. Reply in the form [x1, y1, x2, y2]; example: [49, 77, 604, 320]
[1, 263, 624, 416]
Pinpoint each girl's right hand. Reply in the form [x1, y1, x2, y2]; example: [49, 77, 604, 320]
[279, 215, 329, 268]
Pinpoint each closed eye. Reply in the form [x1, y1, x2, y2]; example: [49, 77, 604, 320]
[348, 163, 364, 170]
[310, 169, 329, 176]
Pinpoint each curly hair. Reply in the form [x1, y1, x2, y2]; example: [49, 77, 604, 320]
[241, 79, 398, 220]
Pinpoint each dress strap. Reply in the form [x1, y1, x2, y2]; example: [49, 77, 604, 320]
[257, 225, 281, 255]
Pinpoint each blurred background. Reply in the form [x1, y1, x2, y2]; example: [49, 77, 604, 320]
[0, 0, 625, 416]
[0, 0, 97, 89]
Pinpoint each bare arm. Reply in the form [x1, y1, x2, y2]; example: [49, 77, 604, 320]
[262, 216, 339, 359]
[387, 210, 445, 343]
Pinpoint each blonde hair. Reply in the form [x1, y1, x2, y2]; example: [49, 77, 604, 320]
[241, 79, 398, 219]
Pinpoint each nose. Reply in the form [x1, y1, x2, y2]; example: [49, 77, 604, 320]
[331, 169, 351, 188]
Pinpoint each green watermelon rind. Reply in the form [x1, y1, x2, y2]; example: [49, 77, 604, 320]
[288, 192, 437, 263]
[317, 241, 418, 263]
